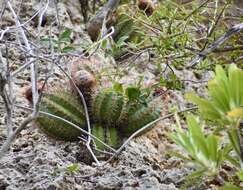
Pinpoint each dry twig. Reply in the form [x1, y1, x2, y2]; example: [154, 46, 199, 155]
[188, 22, 243, 67]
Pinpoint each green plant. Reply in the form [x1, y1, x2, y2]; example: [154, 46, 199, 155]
[91, 89, 125, 126]
[186, 64, 243, 126]
[37, 91, 86, 141]
[41, 28, 75, 53]
[66, 163, 80, 174]
[91, 85, 162, 138]
[92, 124, 121, 150]
[186, 64, 243, 167]
[52, 163, 81, 176]
[168, 64, 243, 188]
[36, 90, 121, 149]
[170, 115, 229, 177]
[35, 83, 162, 149]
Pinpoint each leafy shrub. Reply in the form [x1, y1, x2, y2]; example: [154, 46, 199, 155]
[170, 64, 243, 188]
[186, 64, 243, 126]
[170, 115, 230, 177]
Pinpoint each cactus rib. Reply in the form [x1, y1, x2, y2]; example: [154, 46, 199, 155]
[36, 91, 86, 141]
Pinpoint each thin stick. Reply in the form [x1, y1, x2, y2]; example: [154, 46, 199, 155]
[0, 79, 48, 159]
[188, 23, 243, 67]
[0, 44, 13, 137]
[7, 1, 38, 109]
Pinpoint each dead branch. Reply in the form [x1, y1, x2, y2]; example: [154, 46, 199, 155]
[188, 22, 243, 67]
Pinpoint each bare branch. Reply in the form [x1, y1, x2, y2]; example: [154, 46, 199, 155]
[54, 62, 101, 165]
[0, 79, 48, 159]
[7, 1, 38, 109]
[188, 23, 243, 67]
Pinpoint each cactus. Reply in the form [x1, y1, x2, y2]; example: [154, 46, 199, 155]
[92, 124, 121, 150]
[36, 90, 122, 149]
[91, 88, 162, 137]
[91, 89, 125, 126]
[27, 69, 162, 149]
[70, 68, 97, 105]
[36, 91, 86, 141]
[118, 99, 162, 137]
[33, 87, 161, 149]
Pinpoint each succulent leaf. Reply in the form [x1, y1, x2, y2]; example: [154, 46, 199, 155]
[186, 64, 243, 124]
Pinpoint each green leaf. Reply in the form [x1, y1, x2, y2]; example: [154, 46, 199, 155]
[116, 36, 129, 47]
[208, 81, 230, 112]
[207, 135, 218, 162]
[125, 86, 141, 101]
[113, 82, 124, 93]
[40, 37, 51, 42]
[59, 28, 72, 42]
[61, 46, 75, 53]
[187, 116, 209, 159]
[186, 169, 207, 180]
[227, 128, 241, 158]
[185, 93, 221, 120]
[185, 64, 243, 126]
[237, 170, 243, 181]
[228, 66, 242, 108]
[215, 65, 228, 82]
[219, 183, 242, 190]
[66, 163, 80, 173]
[167, 150, 191, 161]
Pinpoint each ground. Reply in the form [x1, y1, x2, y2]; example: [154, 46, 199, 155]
[0, 0, 225, 189]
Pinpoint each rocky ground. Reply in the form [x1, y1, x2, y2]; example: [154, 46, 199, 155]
[0, 1, 218, 189]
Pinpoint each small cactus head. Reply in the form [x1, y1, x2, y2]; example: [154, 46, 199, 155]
[71, 69, 97, 92]
[138, 0, 155, 16]
[24, 81, 46, 103]
[70, 58, 97, 97]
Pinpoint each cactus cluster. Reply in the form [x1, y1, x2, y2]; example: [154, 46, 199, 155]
[30, 70, 162, 149]
[91, 89, 161, 137]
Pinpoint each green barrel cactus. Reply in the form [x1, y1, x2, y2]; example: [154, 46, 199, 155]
[118, 99, 162, 137]
[36, 91, 86, 141]
[91, 89, 162, 137]
[91, 89, 125, 126]
[33, 82, 162, 150]
[92, 124, 121, 150]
